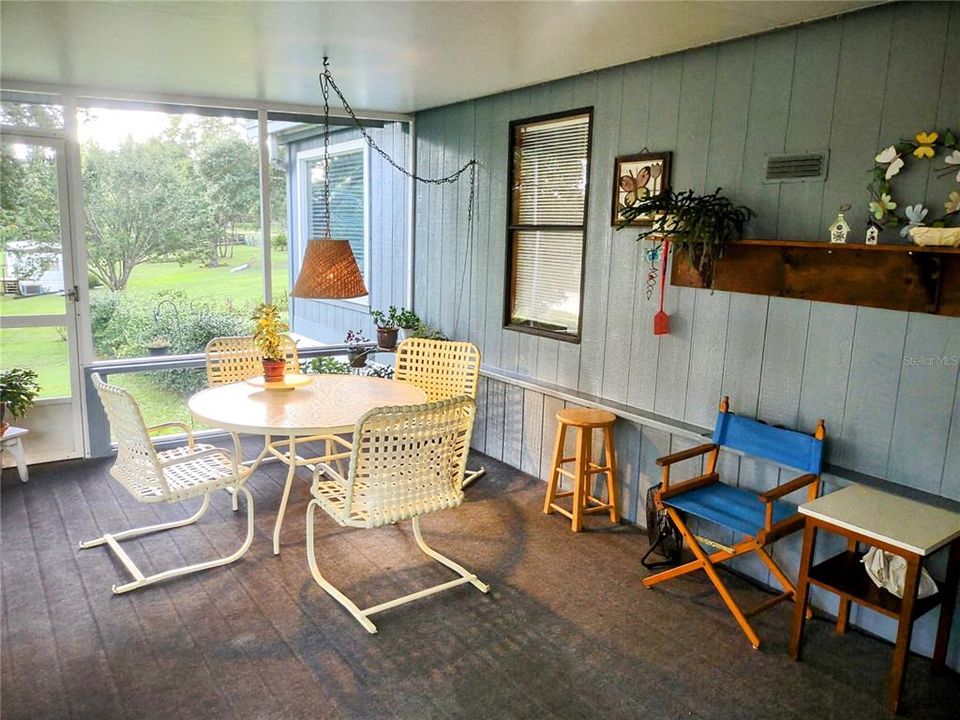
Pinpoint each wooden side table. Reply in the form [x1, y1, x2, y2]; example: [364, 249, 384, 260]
[1, 426, 30, 482]
[789, 484, 960, 714]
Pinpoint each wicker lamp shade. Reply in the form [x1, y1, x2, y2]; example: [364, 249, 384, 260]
[290, 238, 367, 299]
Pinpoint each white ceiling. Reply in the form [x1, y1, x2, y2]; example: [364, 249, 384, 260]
[1, 1, 883, 114]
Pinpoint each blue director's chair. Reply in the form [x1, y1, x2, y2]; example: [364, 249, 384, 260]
[642, 396, 825, 649]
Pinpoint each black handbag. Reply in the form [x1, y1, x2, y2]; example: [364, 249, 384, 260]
[641, 484, 683, 569]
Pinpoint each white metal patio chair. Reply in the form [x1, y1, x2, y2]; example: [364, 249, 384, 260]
[306, 396, 489, 633]
[80, 372, 254, 594]
[394, 337, 485, 488]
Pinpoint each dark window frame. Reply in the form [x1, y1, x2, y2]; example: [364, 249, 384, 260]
[503, 107, 593, 344]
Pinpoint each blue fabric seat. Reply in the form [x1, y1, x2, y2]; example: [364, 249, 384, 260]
[664, 483, 798, 538]
[641, 396, 826, 649]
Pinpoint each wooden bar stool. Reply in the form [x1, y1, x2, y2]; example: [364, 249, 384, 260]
[543, 408, 619, 532]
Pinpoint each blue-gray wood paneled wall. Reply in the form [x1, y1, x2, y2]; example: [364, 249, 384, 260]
[289, 123, 409, 343]
[413, 2, 960, 667]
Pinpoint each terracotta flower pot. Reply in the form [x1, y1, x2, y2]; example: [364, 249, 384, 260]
[262, 359, 286, 382]
[377, 327, 398, 350]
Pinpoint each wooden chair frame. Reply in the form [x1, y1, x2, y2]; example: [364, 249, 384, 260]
[642, 397, 825, 649]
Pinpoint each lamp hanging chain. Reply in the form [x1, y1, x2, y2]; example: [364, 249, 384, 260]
[321, 62, 332, 239]
[319, 57, 478, 333]
[320, 60, 477, 185]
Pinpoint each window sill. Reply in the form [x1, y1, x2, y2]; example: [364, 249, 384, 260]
[504, 321, 580, 344]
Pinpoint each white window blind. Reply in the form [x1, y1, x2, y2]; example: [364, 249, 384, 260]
[307, 147, 365, 276]
[508, 111, 590, 337]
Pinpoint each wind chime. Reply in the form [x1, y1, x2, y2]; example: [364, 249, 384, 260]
[291, 58, 478, 317]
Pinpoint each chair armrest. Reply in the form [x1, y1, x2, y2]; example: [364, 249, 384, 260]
[655, 443, 718, 467]
[659, 472, 719, 501]
[147, 422, 195, 448]
[758, 473, 819, 502]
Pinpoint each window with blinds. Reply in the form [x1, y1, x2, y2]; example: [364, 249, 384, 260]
[306, 145, 366, 282]
[506, 109, 591, 340]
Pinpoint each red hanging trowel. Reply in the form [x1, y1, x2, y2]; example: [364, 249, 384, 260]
[653, 240, 670, 335]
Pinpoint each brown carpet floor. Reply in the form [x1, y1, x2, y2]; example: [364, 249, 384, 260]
[2, 445, 957, 720]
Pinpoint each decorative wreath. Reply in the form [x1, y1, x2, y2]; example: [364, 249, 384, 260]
[868, 129, 960, 236]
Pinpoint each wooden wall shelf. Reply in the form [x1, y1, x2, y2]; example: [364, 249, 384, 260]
[671, 239, 960, 317]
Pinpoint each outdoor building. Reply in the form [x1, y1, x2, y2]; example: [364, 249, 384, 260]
[1, 2, 958, 720]
[2, 240, 65, 295]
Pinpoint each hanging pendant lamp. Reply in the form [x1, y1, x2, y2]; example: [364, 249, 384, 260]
[290, 58, 368, 300]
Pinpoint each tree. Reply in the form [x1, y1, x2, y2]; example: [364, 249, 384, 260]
[83, 139, 206, 290]
[196, 137, 260, 266]
[0, 143, 62, 277]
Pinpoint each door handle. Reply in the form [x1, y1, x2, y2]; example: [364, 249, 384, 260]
[66, 285, 80, 302]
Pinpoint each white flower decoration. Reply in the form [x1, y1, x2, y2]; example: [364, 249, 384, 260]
[946, 150, 960, 182]
[869, 193, 896, 220]
[900, 204, 928, 238]
[905, 204, 928, 224]
[875, 145, 898, 164]
[885, 156, 904, 180]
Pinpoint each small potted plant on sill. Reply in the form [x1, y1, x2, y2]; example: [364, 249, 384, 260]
[252, 303, 288, 382]
[411, 322, 449, 341]
[146, 336, 172, 356]
[619, 187, 753, 287]
[0, 368, 41, 436]
[396, 308, 421, 340]
[370, 305, 401, 350]
[344, 329, 370, 368]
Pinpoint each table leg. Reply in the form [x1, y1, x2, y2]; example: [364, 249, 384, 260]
[933, 539, 960, 670]
[273, 436, 298, 556]
[887, 551, 922, 714]
[10, 438, 29, 483]
[790, 519, 817, 660]
[836, 537, 857, 635]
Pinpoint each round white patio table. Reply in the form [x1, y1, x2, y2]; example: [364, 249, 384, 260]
[188, 374, 427, 555]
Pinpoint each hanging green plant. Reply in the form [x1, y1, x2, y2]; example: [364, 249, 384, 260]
[868, 129, 960, 232]
[618, 188, 754, 286]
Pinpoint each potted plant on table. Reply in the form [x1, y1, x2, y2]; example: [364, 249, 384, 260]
[252, 303, 289, 382]
[396, 308, 421, 340]
[370, 305, 401, 350]
[344, 329, 370, 368]
[0, 368, 41, 436]
[619, 187, 754, 287]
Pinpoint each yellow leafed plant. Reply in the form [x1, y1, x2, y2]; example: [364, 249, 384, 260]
[252, 304, 288, 361]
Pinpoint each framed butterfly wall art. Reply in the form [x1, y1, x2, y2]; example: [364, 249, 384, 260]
[611, 151, 672, 226]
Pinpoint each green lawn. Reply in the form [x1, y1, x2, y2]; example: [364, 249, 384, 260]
[1, 244, 290, 427]
[0, 324, 72, 397]
[1, 244, 288, 315]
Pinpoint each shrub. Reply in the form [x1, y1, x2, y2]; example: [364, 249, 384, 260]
[89, 289, 253, 396]
[271, 232, 287, 251]
[304, 356, 350, 375]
